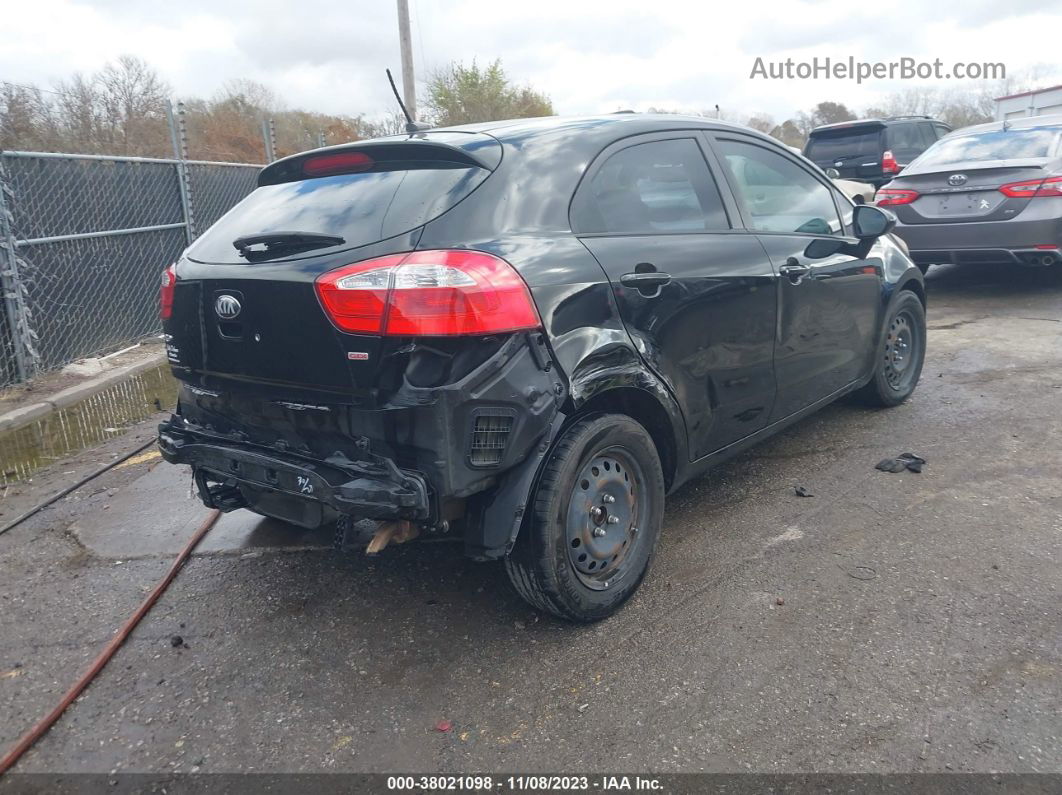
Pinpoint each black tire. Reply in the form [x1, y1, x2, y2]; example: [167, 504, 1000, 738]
[504, 414, 665, 622]
[854, 291, 926, 407]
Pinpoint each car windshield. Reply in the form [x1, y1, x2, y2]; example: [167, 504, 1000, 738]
[914, 127, 1062, 167]
[805, 128, 882, 162]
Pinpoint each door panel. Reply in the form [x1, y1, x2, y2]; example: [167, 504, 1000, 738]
[756, 237, 881, 419]
[709, 133, 883, 420]
[571, 134, 777, 459]
[581, 234, 777, 457]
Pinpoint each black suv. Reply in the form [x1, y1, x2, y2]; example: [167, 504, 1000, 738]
[804, 116, 952, 188]
[159, 115, 926, 622]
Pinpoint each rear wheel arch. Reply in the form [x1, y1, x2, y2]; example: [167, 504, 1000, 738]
[567, 386, 680, 492]
[898, 275, 926, 308]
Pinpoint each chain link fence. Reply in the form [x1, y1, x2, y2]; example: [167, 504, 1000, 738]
[0, 149, 261, 387]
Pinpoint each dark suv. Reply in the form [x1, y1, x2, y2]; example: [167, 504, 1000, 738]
[804, 116, 952, 188]
[158, 114, 926, 622]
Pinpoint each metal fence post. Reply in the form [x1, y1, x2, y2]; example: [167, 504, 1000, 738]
[0, 154, 38, 383]
[261, 118, 277, 163]
[166, 100, 195, 244]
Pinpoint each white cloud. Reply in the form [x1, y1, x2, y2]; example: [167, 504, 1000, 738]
[2, 0, 1059, 123]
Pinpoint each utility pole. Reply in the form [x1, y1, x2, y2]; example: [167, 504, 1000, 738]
[396, 0, 417, 120]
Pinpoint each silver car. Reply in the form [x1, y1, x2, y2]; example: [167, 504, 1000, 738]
[877, 115, 1062, 273]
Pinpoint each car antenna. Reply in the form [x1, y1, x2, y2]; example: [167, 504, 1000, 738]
[386, 68, 431, 134]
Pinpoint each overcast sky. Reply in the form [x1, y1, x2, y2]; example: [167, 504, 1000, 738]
[2, 0, 1060, 123]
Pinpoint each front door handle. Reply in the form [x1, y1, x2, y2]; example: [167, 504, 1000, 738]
[779, 258, 810, 283]
[620, 272, 673, 291]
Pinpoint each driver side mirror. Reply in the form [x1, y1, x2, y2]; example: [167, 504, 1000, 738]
[852, 205, 896, 239]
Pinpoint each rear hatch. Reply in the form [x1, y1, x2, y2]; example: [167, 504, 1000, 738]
[804, 122, 885, 181]
[167, 133, 502, 403]
[881, 125, 1062, 224]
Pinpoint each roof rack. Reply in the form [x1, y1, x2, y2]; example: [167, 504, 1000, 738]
[885, 115, 933, 121]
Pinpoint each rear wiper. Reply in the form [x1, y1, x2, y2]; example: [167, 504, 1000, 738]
[233, 231, 345, 258]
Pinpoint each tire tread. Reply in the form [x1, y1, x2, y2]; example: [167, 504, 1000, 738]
[504, 414, 662, 622]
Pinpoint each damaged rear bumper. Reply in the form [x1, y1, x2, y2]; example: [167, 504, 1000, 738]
[158, 424, 430, 527]
[159, 332, 565, 538]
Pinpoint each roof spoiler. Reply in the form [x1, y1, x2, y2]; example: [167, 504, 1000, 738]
[258, 139, 496, 187]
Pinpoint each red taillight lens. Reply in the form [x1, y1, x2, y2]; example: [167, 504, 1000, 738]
[303, 151, 374, 177]
[999, 175, 1062, 198]
[882, 150, 899, 174]
[159, 264, 176, 320]
[315, 250, 541, 336]
[876, 188, 919, 207]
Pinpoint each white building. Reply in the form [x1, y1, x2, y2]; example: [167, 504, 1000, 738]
[995, 84, 1062, 121]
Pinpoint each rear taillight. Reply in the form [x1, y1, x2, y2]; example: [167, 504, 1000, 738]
[999, 175, 1062, 198]
[315, 250, 541, 336]
[159, 264, 176, 320]
[876, 188, 919, 207]
[882, 150, 900, 174]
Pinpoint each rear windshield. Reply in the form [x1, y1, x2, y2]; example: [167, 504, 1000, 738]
[804, 128, 882, 162]
[186, 162, 489, 264]
[914, 127, 1062, 168]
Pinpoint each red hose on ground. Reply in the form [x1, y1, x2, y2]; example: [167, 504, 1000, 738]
[0, 508, 222, 776]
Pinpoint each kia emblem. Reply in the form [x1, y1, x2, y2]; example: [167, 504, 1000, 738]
[947, 173, 967, 186]
[215, 294, 242, 320]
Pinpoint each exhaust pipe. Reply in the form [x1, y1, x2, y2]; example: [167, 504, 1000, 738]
[1018, 251, 1059, 266]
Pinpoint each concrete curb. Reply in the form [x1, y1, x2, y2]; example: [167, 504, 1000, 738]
[0, 352, 168, 435]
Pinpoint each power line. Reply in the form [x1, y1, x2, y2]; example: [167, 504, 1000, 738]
[0, 79, 75, 98]
[413, 0, 429, 79]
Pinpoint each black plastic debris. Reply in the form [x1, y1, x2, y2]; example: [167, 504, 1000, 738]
[794, 486, 814, 497]
[170, 635, 184, 648]
[875, 452, 926, 474]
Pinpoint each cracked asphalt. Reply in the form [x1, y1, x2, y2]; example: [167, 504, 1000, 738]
[0, 262, 1059, 775]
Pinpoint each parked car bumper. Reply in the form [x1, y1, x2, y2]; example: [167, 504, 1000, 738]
[893, 213, 1062, 265]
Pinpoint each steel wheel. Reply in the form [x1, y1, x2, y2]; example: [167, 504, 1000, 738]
[565, 447, 648, 590]
[854, 291, 926, 407]
[883, 309, 917, 391]
[504, 414, 665, 622]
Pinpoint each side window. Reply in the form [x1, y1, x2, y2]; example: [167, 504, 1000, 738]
[715, 138, 843, 236]
[572, 138, 729, 234]
[885, 124, 923, 160]
[933, 123, 951, 140]
[917, 122, 937, 149]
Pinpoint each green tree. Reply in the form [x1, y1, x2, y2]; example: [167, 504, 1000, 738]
[769, 119, 806, 148]
[810, 101, 856, 127]
[425, 59, 554, 126]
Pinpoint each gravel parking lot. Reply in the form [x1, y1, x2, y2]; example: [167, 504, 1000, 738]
[1, 262, 1059, 776]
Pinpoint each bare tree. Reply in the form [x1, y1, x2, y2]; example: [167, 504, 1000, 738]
[0, 83, 57, 151]
[2, 56, 555, 162]
[745, 113, 775, 133]
[95, 55, 171, 155]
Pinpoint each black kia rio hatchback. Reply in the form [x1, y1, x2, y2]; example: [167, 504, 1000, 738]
[159, 114, 926, 621]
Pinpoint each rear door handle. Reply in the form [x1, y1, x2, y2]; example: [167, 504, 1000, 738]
[779, 258, 811, 282]
[620, 272, 673, 290]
